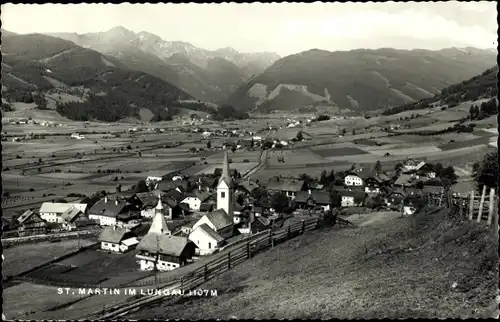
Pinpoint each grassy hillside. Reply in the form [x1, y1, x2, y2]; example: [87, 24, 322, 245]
[128, 208, 499, 319]
[383, 65, 498, 116]
[1, 33, 193, 122]
[227, 48, 497, 113]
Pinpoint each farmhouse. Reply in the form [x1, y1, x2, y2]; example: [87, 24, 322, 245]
[394, 174, 418, 188]
[294, 190, 332, 211]
[136, 233, 197, 271]
[193, 209, 234, 240]
[237, 179, 260, 195]
[189, 223, 225, 255]
[266, 178, 306, 200]
[88, 197, 138, 226]
[408, 162, 436, 179]
[402, 158, 424, 171]
[39, 202, 88, 223]
[403, 196, 424, 215]
[385, 188, 422, 209]
[181, 191, 216, 211]
[17, 210, 48, 237]
[98, 226, 139, 253]
[156, 179, 189, 193]
[344, 170, 364, 186]
[146, 176, 163, 186]
[60, 206, 92, 231]
[363, 175, 384, 194]
[338, 190, 366, 207]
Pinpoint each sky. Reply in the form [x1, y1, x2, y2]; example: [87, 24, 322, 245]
[1, 2, 497, 56]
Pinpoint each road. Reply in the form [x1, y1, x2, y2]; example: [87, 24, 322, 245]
[242, 149, 268, 179]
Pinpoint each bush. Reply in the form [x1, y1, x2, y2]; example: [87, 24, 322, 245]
[29, 188, 34, 192]
[243, 159, 250, 163]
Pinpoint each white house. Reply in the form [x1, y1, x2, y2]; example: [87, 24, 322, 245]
[98, 226, 139, 253]
[403, 205, 418, 216]
[181, 191, 214, 211]
[136, 233, 197, 271]
[339, 191, 365, 207]
[344, 173, 364, 186]
[60, 206, 87, 231]
[189, 223, 224, 255]
[146, 176, 163, 186]
[39, 202, 88, 223]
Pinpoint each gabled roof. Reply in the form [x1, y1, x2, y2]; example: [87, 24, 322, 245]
[164, 189, 184, 203]
[199, 203, 215, 212]
[182, 191, 214, 203]
[194, 223, 224, 243]
[137, 233, 193, 256]
[421, 185, 443, 194]
[17, 210, 39, 224]
[294, 191, 331, 205]
[394, 175, 416, 186]
[156, 179, 189, 192]
[61, 206, 83, 223]
[403, 158, 423, 167]
[39, 202, 74, 214]
[107, 191, 136, 200]
[204, 209, 233, 231]
[99, 226, 131, 244]
[88, 199, 129, 217]
[266, 178, 305, 192]
[135, 191, 165, 208]
[254, 216, 271, 227]
[148, 207, 171, 235]
[377, 173, 392, 182]
[338, 190, 366, 201]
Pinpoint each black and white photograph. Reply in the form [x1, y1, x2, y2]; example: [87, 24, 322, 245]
[1, 1, 498, 320]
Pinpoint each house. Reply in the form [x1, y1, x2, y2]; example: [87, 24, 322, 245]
[338, 190, 366, 207]
[385, 188, 422, 209]
[39, 202, 88, 223]
[98, 226, 139, 253]
[294, 190, 332, 211]
[251, 205, 270, 217]
[266, 178, 306, 200]
[88, 197, 138, 226]
[309, 183, 325, 191]
[363, 175, 384, 194]
[394, 174, 417, 188]
[199, 203, 215, 213]
[343, 171, 364, 186]
[237, 179, 260, 195]
[136, 233, 197, 271]
[17, 210, 48, 237]
[60, 206, 90, 231]
[156, 180, 189, 193]
[181, 191, 215, 211]
[146, 176, 163, 186]
[402, 195, 424, 215]
[180, 221, 196, 235]
[192, 209, 234, 240]
[136, 193, 174, 219]
[250, 216, 271, 234]
[414, 162, 436, 179]
[189, 223, 225, 255]
[403, 158, 424, 171]
[116, 212, 142, 229]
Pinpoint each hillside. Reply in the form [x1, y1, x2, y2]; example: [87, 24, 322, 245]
[226, 47, 497, 113]
[45, 27, 280, 103]
[128, 209, 499, 319]
[383, 65, 498, 116]
[1, 33, 193, 122]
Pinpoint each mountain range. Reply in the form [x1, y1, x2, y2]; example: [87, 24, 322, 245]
[45, 26, 281, 103]
[226, 47, 496, 113]
[1, 27, 497, 121]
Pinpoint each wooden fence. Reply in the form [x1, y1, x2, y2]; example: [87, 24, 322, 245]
[450, 186, 498, 227]
[179, 217, 320, 291]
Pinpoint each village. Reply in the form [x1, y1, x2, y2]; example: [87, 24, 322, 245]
[4, 142, 452, 275]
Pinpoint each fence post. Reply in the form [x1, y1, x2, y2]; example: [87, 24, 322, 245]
[487, 188, 496, 227]
[468, 190, 475, 220]
[271, 231, 275, 248]
[301, 220, 305, 234]
[459, 198, 464, 217]
[227, 252, 231, 269]
[247, 241, 251, 259]
[287, 225, 291, 238]
[477, 185, 487, 223]
[204, 264, 208, 281]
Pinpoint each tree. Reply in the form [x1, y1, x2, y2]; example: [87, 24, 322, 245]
[373, 160, 382, 174]
[439, 166, 458, 184]
[296, 131, 304, 141]
[135, 179, 149, 193]
[251, 187, 268, 207]
[342, 128, 347, 135]
[271, 192, 289, 214]
[319, 170, 328, 185]
[206, 140, 211, 149]
[472, 150, 498, 191]
[352, 128, 356, 135]
[250, 137, 255, 148]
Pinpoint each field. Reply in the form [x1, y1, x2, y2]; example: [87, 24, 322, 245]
[128, 209, 499, 319]
[3, 239, 96, 278]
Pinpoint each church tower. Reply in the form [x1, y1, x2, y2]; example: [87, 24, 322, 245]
[148, 195, 171, 235]
[217, 151, 234, 216]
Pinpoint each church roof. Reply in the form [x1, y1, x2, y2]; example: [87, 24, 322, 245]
[218, 151, 234, 188]
[148, 207, 170, 235]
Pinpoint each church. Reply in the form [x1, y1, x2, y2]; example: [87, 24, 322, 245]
[189, 151, 236, 254]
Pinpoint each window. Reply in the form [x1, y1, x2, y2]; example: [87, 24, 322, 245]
[221, 191, 225, 198]
[208, 242, 211, 249]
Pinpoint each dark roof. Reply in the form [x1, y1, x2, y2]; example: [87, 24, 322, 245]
[377, 173, 391, 182]
[394, 175, 416, 186]
[164, 189, 184, 203]
[137, 233, 193, 256]
[204, 209, 233, 230]
[135, 191, 164, 208]
[98, 226, 131, 244]
[182, 191, 214, 203]
[309, 183, 325, 190]
[156, 180, 189, 192]
[199, 203, 215, 212]
[422, 185, 443, 194]
[254, 216, 271, 227]
[195, 223, 224, 242]
[61, 206, 83, 223]
[107, 191, 136, 200]
[266, 178, 305, 192]
[295, 191, 331, 205]
[88, 198, 129, 217]
[338, 190, 366, 201]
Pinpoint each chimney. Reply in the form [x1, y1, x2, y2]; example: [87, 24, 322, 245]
[105, 197, 108, 203]
[206, 187, 210, 192]
[199, 184, 202, 192]
[115, 200, 118, 206]
[308, 189, 311, 195]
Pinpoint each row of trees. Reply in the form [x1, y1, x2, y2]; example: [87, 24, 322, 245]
[468, 98, 498, 121]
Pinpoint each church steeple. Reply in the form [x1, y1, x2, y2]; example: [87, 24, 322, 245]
[148, 195, 170, 235]
[218, 151, 233, 187]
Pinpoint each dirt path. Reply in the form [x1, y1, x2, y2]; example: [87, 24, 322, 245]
[344, 211, 401, 227]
